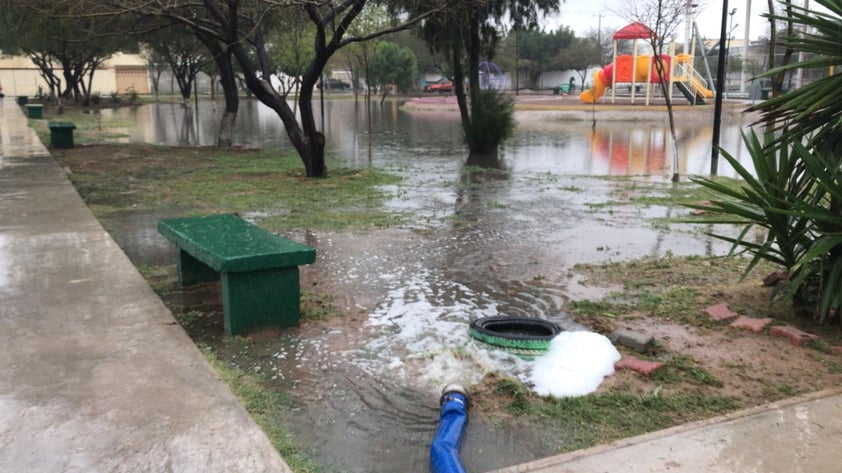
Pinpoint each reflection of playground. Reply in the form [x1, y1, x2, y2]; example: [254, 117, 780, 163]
[589, 124, 713, 176]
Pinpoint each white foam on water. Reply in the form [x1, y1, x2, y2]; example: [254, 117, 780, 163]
[327, 264, 618, 398]
[529, 331, 621, 397]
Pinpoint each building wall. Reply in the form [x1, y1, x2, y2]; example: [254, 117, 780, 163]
[0, 52, 150, 97]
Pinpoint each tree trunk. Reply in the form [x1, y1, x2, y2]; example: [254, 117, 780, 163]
[452, 42, 470, 140]
[653, 55, 680, 182]
[298, 88, 327, 177]
[767, 0, 796, 97]
[214, 50, 238, 147]
[231, 37, 324, 177]
[198, 35, 239, 147]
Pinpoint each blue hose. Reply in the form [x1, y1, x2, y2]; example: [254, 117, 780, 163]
[430, 385, 469, 473]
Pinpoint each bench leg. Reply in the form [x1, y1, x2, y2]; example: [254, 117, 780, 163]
[221, 266, 302, 335]
[176, 249, 220, 286]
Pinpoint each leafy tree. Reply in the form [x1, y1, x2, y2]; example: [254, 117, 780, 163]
[415, 0, 559, 157]
[583, 26, 613, 66]
[265, 8, 315, 98]
[340, 3, 393, 100]
[555, 36, 603, 90]
[495, 26, 576, 89]
[0, 1, 135, 107]
[370, 41, 418, 101]
[391, 29, 440, 83]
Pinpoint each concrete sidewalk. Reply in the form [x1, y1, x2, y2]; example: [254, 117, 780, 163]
[0, 99, 290, 471]
[490, 387, 842, 472]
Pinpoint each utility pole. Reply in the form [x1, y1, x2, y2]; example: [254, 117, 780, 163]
[514, 13, 520, 96]
[684, 0, 693, 52]
[740, 0, 751, 94]
[795, 0, 809, 89]
[711, 0, 730, 176]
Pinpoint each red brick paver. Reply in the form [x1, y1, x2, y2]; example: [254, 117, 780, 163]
[730, 316, 773, 333]
[615, 356, 665, 377]
[704, 303, 739, 322]
[770, 325, 819, 347]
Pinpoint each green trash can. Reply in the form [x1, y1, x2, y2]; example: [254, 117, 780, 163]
[760, 88, 771, 100]
[17, 96, 28, 106]
[48, 121, 76, 148]
[25, 104, 44, 119]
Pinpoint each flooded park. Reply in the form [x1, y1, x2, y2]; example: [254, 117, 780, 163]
[95, 98, 754, 472]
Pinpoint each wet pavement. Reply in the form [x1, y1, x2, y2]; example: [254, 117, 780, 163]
[490, 388, 842, 473]
[0, 98, 290, 471]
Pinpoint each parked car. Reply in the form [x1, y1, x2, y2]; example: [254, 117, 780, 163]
[317, 78, 351, 91]
[424, 78, 453, 93]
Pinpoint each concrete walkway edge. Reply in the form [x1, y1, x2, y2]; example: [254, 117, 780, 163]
[0, 99, 291, 472]
[488, 387, 842, 472]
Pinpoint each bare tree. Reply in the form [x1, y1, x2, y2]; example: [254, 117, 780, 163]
[620, 0, 687, 182]
[144, 28, 210, 107]
[766, 0, 797, 96]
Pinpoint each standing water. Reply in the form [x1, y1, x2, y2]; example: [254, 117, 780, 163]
[99, 98, 753, 472]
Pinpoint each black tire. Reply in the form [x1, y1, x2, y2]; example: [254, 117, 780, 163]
[469, 316, 562, 357]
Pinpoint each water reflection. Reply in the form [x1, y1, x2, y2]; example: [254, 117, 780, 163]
[590, 126, 668, 175]
[98, 99, 753, 180]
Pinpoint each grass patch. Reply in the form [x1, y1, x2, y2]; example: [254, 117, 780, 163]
[54, 144, 403, 230]
[199, 345, 322, 472]
[651, 355, 724, 387]
[476, 374, 736, 452]
[568, 255, 790, 328]
[301, 291, 344, 321]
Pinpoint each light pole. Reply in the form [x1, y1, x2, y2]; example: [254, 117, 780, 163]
[711, 0, 730, 176]
[726, 8, 737, 92]
[740, 0, 752, 94]
[515, 24, 519, 96]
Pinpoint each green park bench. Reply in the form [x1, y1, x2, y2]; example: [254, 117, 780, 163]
[157, 214, 316, 335]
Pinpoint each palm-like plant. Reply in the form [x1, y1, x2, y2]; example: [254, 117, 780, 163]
[753, 0, 842, 149]
[691, 0, 842, 321]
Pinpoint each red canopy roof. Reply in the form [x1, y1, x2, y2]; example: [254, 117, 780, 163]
[613, 22, 656, 40]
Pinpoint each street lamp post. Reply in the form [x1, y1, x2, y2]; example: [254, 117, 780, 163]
[711, 0, 731, 176]
[515, 25, 519, 96]
[726, 8, 737, 94]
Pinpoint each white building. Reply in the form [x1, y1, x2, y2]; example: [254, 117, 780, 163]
[0, 52, 150, 97]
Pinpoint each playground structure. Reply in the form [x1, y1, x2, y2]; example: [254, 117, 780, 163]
[580, 22, 713, 105]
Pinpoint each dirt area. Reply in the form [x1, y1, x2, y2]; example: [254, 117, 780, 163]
[404, 92, 752, 124]
[564, 256, 842, 408]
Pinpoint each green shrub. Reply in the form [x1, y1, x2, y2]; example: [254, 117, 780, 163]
[463, 88, 514, 154]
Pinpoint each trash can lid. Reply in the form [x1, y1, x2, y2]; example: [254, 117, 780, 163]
[48, 121, 76, 129]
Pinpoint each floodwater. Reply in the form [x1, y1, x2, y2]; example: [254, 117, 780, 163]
[99, 99, 753, 472]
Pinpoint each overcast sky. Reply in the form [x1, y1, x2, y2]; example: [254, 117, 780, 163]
[545, 0, 774, 44]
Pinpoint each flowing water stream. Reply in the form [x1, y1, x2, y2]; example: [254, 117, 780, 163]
[99, 99, 752, 472]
